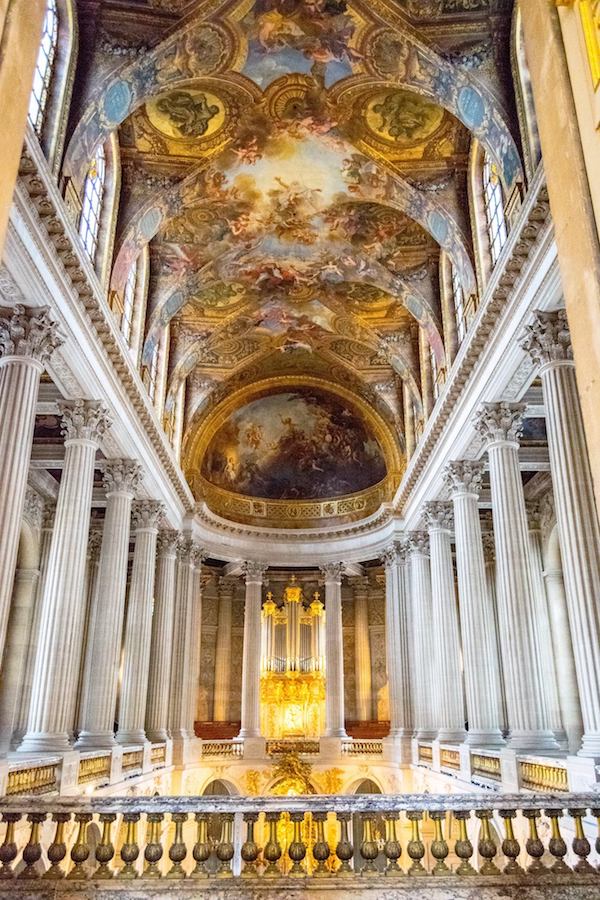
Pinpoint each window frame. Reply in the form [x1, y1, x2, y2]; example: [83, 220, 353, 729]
[28, 0, 59, 136]
[482, 153, 508, 266]
[121, 262, 137, 346]
[78, 145, 106, 263]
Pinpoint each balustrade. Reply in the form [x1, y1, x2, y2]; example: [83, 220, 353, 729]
[0, 794, 596, 885]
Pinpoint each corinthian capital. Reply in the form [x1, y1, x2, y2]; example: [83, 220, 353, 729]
[406, 531, 429, 555]
[0, 305, 63, 366]
[242, 561, 268, 583]
[103, 459, 143, 496]
[444, 460, 484, 497]
[191, 542, 206, 569]
[319, 562, 345, 583]
[521, 309, 572, 368]
[481, 532, 495, 564]
[176, 536, 194, 563]
[58, 399, 112, 443]
[423, 501, 453, 531]
[131, 499, 164, 530]
[88, 529, 103, 562]
[156, 529, 180, 557]
[473, 402, 525, 447]
[381, 541, 407, 569]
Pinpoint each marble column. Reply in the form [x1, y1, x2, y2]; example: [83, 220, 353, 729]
[238, 563, 268, 739]
[72, 528, 102, 738]
[444, 462, 505, 747]
[0, 567, 39, 753]
[481, 533, 509, 734]
[407, 533, 436, 740]
[349, 576, 372, 722]
[116, 500, 163, 745]
[423, 502, 466, 743]
[474, 402, 558, 752]
[320, 563, 347, 738]
[76, 460, 142, 749]
[403, 383, 415, 460]
[145, 529, 180, 742]
[19, 400, 111, 752]
[168, 538, 199, 741]
[0, 306, 62, 663]
[526, 499, 567, 748]
[213, 577, 237, 722]
[187, 548, 206, 737]
[381, 543, 412, 755]
[522, 309, 600, 756]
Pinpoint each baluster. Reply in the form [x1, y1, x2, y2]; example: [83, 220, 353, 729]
[429, 810, 450, 875]
[545, 809, 571, 873]
[499, 809, 523, 874]
[216, 813, 234, 878]
[67, 813, 92, 880]
[44, 814, 71, 879]
[523, 809, 545, 873]
[359, 814, 379, 875]
[568, 808, 594, 874]
[383, 813, 402, 876]
[591, 807, 600, 872]
[264, 812, 282, 877]
[94, 813, 116, 879]
[118, 813, 140, 879]
[19, 813, 46, 879]
[166, 812, 187, 879]
[241, 812, 260, 877]
[475, 810, 499, 875]
[312, 812, 330, 877]
[335, 812, 353, 876]
[191, 814, 210, 878]
[144, 813, 164, 878]
[453, 811, 476, 876]
[406, 811, 426, 876]
[0, 814, 21, 879]
[288, 812, 307, 877]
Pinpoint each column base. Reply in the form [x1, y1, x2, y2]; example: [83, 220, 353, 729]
[578, 731, 600, 759]
[464, 729, 506, 748]
[115, 729, 147, 746]
[17, 731, 72, 753]
[415, 729, 437, 741]
[507, 729, 561, 753]
[436, 729, 466, 743]
[146, 729, 170, 744]
[74, 730, 117, 751]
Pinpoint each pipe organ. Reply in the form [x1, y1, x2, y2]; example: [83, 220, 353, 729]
[260, 577, 326, 738]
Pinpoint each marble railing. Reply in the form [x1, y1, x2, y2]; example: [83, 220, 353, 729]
[0, 793, 599, 889]
[341, 739, 384, 756]
[200, 740, 244, 759]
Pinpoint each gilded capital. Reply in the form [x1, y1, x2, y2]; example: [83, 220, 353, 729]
[0, 305, 63, 366]
[406, 531, 429, 555]
[521, 309, 573, 368]
[131, 499, 164, 530]
[242, 561, 268, 583]
[473, 402, 525, 447]
[319, 562, 345, 583]
[444, 460, 484, 497]
[156, 528, 180, 557]
[58, 399, 112, 443]
[423, 500, 453, 531]
[102, 459, 143, 496]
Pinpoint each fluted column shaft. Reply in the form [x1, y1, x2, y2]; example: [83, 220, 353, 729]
[146, 530, 179, 742]
[239, 563, 267, 738]
[0, 306, 62, 662]
[424, 504, 466, 743]
[187, 554, 205, 736]
[408, 535, 436, 739]
[168, 539, 197, 741]
[382, 545, 412, 739]
[544, 566, 584, 752]
[350, 577, 372, 722]
[523, 310, 600, 756]
[482, 535, 509, 734]
[116, 500, 163, 745]
[76, 461, 141, 749]
[475, 403, 558, 751]
[445, 465, 504, 746]
[213, 577, 236, 722]
[0, 568, 39, 753]
[20, 401, 110, 752]
[321, 564, 347, 738]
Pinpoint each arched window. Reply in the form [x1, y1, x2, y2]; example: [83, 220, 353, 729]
[429, 344, 440, 401]
[147, 343, 159, 403]
[28, 0, 59, 135]
[78, 145, 106, 263]
[121, 262, 137, 345]
[482, 153, 508, 266]
[451, 261, 468, 344]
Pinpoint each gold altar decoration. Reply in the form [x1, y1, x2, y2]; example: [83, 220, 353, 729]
[260, 578, 326, 739]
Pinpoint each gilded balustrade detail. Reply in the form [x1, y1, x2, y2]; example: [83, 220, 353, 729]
[150, 744, 166, 767]
[520, 760, 569, 793]
[77, 755, 111, 786]
[266, 740, 320, 757]
[201, 741, 243, 759]
[340, 739, 383, 757]
[6, 764, 59, 797]
[0, 795, 597, 884]
[440, 749, 460, 771]
[471, 753, 502, 782]
[418, 744, 433, 764]
[121, 751, 143, 773]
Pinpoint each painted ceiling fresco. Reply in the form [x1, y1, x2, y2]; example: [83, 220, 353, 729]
[201, 387, 387, 500]
[67, 0, 522, 524]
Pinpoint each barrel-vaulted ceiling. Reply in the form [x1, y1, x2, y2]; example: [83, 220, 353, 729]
[69, 0, 520, 526]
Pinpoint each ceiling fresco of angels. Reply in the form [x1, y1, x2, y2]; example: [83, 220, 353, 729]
[66, 0, 523, 515]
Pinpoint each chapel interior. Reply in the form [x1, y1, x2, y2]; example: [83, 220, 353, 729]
[0, 0, 599, 895]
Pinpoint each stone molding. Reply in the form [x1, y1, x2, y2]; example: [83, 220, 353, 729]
[102, 459, 143, 496]
[521, 308, 573, 368]
[473, 402, 526, 447]
[131, 499, 164, 530]
[58, 399, 112, 443]
[0, 304, 63, 366]
[444, 460, 484, 496]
